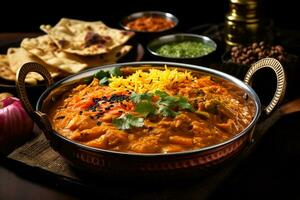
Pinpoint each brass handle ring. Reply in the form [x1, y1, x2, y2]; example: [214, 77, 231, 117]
[244, 58, 286, 115]
[16, 62, 53, 133]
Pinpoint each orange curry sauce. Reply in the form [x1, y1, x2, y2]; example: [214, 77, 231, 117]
[49, 69, 255, 154]
[126, 16, 175, 32]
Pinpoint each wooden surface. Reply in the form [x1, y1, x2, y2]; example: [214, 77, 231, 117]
[5, 132, 238, 199]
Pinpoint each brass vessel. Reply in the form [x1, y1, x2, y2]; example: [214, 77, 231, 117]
[16, 59, 286, 176]
[225, 0, 271, 46]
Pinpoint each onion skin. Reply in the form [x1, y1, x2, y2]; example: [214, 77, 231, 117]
[0, 92, 13, 102]
[0, 97, 34, 153]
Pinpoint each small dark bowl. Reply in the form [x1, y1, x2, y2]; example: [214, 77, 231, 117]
[120, 11, 179, 45]
[147, 33, 217, 65]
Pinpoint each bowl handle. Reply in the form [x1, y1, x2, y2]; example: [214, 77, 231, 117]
[16, 62, 53, 133]
[244, 58, 286, 115]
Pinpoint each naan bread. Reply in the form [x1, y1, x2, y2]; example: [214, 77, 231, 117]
[0, 54, 15, 81]
[21, 35, 87, 73]
[21, 35, 132, 73]
[7, 47, 61, 80]
[0, 54, 44, 85]
[40, 18, 134, 56]
[80, 45, 132, 68]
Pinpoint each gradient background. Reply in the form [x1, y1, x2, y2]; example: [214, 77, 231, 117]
[0, 0, 298, 32]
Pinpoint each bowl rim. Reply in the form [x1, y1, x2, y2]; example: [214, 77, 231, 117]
[147, 33, 217, 59]
[120, 10, 179, 33]
[37, 61, 261, 157]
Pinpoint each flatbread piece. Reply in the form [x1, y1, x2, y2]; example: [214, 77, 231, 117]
[40, 18, 134, 56]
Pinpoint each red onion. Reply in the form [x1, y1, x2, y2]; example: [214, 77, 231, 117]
[0, 97, 34, 147]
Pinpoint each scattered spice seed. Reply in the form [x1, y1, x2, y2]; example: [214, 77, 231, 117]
[55, 116, 65, 120]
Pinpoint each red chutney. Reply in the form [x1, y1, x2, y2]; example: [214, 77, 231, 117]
[126, 16, 176, 32]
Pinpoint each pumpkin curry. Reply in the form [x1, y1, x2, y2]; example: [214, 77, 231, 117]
[49, 66, 255, 153]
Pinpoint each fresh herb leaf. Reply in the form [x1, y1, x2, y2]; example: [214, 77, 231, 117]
[128, 115, 144, 128]
[157, 106, 177, 118]
[94, 70, 110, 80]
[130, 92, 153, 104]
[177, 96, 195, 111]
[131, 90, 195, 119]
[112, 116, 131, 130]
[83, 77, 93, 84]
[94, 67, 122, 85]
[135, 101, 157, 117]
[112, 114, 144, 130]
[157, 96, 178, 107]
[155, 90, 194, 112]
[109, 67, 122, 77]
[99, 77, 109, 85]
[154, 90, 169, 99]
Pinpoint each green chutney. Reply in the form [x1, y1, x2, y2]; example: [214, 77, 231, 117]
[155, 40, 214, 58]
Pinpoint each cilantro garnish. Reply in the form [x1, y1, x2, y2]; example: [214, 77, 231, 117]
[99, 76, 109, 85]
[112, 114, 144, 130]
[109, 67, 122, 77]
[83, 76, 93, 84]
[157, 106, 178, 118]
[84, 67, 123, 86]
[154, 90, 169, 99]
[112, 90, 196, 130]
[130, 90, 195, 118]
[155, 90, 195, 116]
[94, 70, 110, 81]
[130, 92, 153, 104]
[176, 96, 195, 111]
[135, 101, 157, 117]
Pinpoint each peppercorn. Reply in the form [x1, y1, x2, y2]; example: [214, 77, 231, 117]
[230, 41, 287, 65]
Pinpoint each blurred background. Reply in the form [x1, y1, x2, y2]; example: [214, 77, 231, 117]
[0, 0, 299, 32]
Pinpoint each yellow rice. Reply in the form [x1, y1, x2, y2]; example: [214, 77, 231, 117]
[109, 66, 194, 93]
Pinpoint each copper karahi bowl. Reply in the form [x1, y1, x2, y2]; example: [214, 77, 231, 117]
[16, 58, 286, 177]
